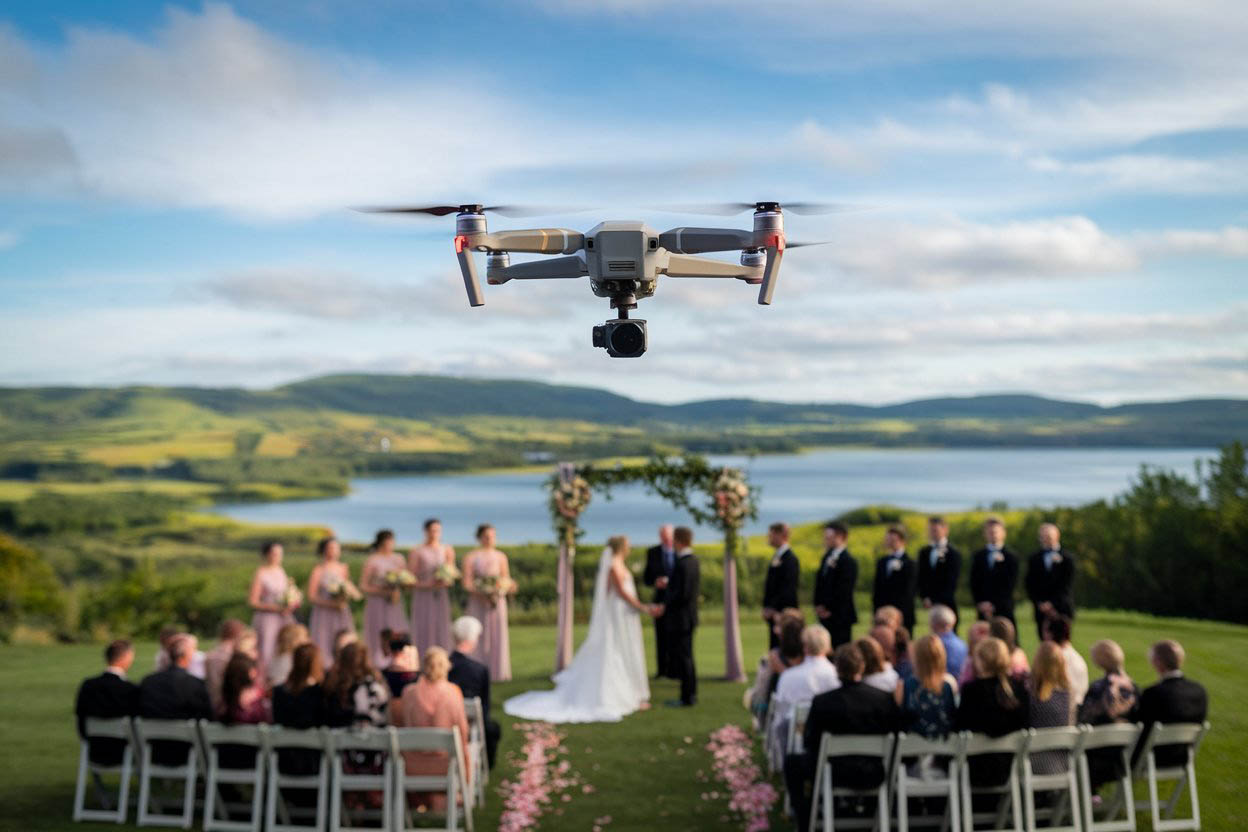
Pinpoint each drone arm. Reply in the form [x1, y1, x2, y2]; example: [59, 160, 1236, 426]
[480, 229, 585, 254]
[455, 243, 485, 307]
[658, 227, 754, 254]
[663, 253, 762, 280]
[757, 242, 784, 305]
[487, 255, 586, 284]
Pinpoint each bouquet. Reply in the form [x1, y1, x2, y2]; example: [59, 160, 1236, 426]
[476, 574, 517, 605]
[384, 569, 417, 589]
[281, 585, 303, 609]
[324, 575, 362, 602]
[712, 468, 751, 528]
[433, 561, 462, 585]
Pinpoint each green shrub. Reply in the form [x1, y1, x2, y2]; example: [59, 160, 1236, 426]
[0, 534, 66, 641]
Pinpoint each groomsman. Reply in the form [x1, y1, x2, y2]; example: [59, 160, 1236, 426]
[813, 521, 858, 648]
[1025, 522, 1076, 642]
[917, 516, 962, 633]
[872, 525, 916, 632]
[970, 516, 1020, 632]
[762, 522, 800, 649]
[643, 524, 677, 679]
[661, 526, 701, 707]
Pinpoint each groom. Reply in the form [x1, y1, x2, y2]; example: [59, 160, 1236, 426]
[659, 525, 700, 707]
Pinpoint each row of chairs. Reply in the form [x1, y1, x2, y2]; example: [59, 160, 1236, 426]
[794, 719, 1208, 832]
[72, 700, 492, 832]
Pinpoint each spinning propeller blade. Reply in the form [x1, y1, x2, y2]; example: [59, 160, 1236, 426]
[654, 201, 862, 216]
[357, 203, 584, 218]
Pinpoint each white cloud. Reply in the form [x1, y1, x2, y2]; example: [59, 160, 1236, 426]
[1138, 226, 1248, 257]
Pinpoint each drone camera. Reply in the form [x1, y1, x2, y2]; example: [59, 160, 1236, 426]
[592, 318, 648, 358]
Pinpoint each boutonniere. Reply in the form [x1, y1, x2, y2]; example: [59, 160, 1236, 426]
[935, 550, 946, 563]
[887, 558, 902, 573]
[1051, 554, 1063, 564]
[771, 555, 784, 568]
[992, 552, 1004, 563]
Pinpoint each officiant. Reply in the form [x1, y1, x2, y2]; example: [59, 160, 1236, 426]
[643, 524, 677, 678]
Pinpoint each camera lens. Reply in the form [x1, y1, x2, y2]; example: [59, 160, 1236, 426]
[592, 325, 606, 348]
[609, 321, 646, 357]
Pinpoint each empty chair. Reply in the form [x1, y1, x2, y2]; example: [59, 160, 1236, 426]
[807, 733, 895, 832]
[73, 716, 136, 824]
[1076, 723, 1141, 832]
[959, 730, 1029, 832]
[265, 727, 330, 832]
[464, 697, 489, 809]
[392, 725, 473, 832]
[133, 717, 202, 828]
[1133, 721, 1209, 832]
[893, 732, 962, 832]
[199, 721, 267, 832]
[1020, 727, 1084, 832]
[328, 728, 395, 832]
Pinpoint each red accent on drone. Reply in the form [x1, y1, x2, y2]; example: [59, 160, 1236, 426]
[769, 233, 785, 251]
[453, 235, 468, 253]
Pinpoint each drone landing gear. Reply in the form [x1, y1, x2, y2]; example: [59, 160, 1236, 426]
[592, 294, 648, 358]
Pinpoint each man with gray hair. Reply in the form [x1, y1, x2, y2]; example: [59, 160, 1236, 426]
[139, 633, 212, 766]
[448, 616, 499, 768]
[929, 604, 968, 678]
[1134, 639, 1208, 770]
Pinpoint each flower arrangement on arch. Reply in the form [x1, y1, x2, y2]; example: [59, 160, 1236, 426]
[711, 467, 752, 530]
[549, 473, 593, 538]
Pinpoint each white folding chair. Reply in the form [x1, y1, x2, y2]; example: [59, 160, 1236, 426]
[392, 726, 474, 832]
[893, 732, 962, 832]
[787, 702, 813, 755]
[959, 730, 1028, 832]
[134, 717, 201, 828]
[1076, 723, 1140, 832]
[764, 692, 780, 773]
[265, 727, 330, 832]
[199, 721, 267, 832]
[1020, 727, 1084, 832]
[807, 732, 896, 832]
[464, 697, 489, 808]
[73, 716, 135, 824]
[328, 727, 394, 832]
[1132, 721, 1209, 832]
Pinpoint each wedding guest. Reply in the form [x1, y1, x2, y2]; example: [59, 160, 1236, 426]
[930, 604, 968, 679]
[154, 625, 206, 678]
[249, 540, 298, 672]
[990, 615, 1030, 680]
[267, 622, 310, 689]
[1026, 523, 1076, 642]
[956, 638, 1029, 787]
[333, 629, 358, 665]
[785, 644, 900, 831]
[895, 634, 957, 740]
[234, 629, 259, 660]
[870, 624, 898, 665]
[377, 628, 395, 669]
[958, 621, 992, 688]
[917, 516, 962, 633]
[1043, 614, 1088, 705]
[390, 647, 471, 811]
[762, 522, 800, 649]
[1028, 642, 1074, 774]
[382, 633, 421, 698]
[204, 619, 246, 715]
[774, 626, 840, 717]
[75, 639, 139, 766]
[409, 518, 456, 656]
[813, 521, 858, 648]
[873, 525, 917, 632]
[324, 642, 390, 729]
[857, 635, 900, 694]
[308, 536, 357, 667]
[874, 605, 903, 631]
[1134, 640, 1208, 769]
[361, 529, 410, 669]
[892, 626, 914, 682]
[1079, 639, 1140, 725]
[449, 615, 501, 769]
[463, 523, 514, 682]
[643, 524, 677, 678]
[139, 634, 212, 766]
[272, 643, 328, 776]
[218, 653, 272, 768]
[747, 609, 804, 726]
[970, 517, 1019, 632]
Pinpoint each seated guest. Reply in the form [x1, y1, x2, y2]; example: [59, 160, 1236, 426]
[895, 634, 957, 739]
[958, 621, 992, 688]
[449, 616, 501, 769]
[770, 626, 839, 769]
[1078, 640, 1141, 796]
[784, 644, 900, 831]
[869, 624, 897, 666]
[75, 639, 140, 766]
[1043, 614, 1088, 705]
[892, 626, 914, 682]
[139, 634, 213, 766]
[956, 638, 1029, 787]
[990, 616, 1030, 681]
[376, 627, 396, 669]
[324, 642, 390, 728]
[382, 633, 421, 698]
[930, 604, 968, 679]
[222, 653, 272, 725]
[1028, 642, 1074, 774]
[390, 647, 472, 811]
[154, 626, 207, 678]
[204, 619, 246, 716]
[873, 605, 903, 632]
[1134, 640, 1208, 769]
[748, 609, 805, 727]
[273, 643, 328, 776]
[857, 636, 899, 694]
[267, 622, 310, 688]
[332, 628, 358, 666]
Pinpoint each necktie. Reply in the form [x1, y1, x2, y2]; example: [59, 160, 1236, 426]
[930, 547, 940, 569]
[1045, 550, 1056, 571]
[987, 546, 998, 569]
[664, 547, 674, 573]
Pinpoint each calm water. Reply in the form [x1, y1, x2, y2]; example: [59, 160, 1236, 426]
[209, 447, 1214, 546]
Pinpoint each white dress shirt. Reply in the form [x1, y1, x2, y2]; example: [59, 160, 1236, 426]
[1061, 643, 1090, 705]
[863, 662, 900, 694]
[774, 655, 841, 717]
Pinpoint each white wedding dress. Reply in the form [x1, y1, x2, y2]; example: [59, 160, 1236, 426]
[503, 549, 650, 723]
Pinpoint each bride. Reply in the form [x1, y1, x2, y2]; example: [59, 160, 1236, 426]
[504, 535, 654, 723]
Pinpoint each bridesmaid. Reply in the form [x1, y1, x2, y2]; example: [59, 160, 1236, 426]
[249, 540, 298, 672]
[307, 536, 358, 667]
[409, 518, 456, 656]
[360, 529, 410, 668]
[463, 523, 514, 682]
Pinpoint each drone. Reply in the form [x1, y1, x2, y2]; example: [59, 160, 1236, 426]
[361, 201, 838, 357]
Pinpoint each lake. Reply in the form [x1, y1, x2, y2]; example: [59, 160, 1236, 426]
[209, 447, 1215, 546]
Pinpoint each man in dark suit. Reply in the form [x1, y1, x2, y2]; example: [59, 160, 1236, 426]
[75, 639, 140, 766]
[762, 522, 800, 649]
[784, 643, 901, 830]
[1025, 522, 1076, 642]
[970, 516, 1020, 634]
[138, 634, 212, 766]
[917, 516, 962, 634]
[658, 525, 700, 707]
[642, 524, 677, 678]
[449, 615, 501, 769]
[1134, 639, 1209, 769]
[813, 521, 858, 648]
[872, 525, 917, 632]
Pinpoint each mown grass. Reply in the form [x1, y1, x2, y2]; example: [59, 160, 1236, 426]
[0, 604, 1242, 831]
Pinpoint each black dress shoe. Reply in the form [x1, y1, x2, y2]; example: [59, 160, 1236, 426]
[663, 699, 695, 708]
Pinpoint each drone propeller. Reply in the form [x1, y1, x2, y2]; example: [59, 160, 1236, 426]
[784, 240, 831, 249]
[357, 203, 583, 218]
[655, 201, 861, 216]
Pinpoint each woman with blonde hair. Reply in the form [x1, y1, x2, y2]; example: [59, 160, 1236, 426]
[1079, 639, 1140, 790]
[895, 634, 958, 739]
[390, 646, 471, 811]
[267, 622, 310, 687]
[956, 638, 1029, 786]
[1029, 641, 1074, 774]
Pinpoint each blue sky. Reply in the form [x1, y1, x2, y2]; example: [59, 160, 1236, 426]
[1, 1, 1245, 404]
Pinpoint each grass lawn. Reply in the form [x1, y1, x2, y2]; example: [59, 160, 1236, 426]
[0, 604, 1243, 831]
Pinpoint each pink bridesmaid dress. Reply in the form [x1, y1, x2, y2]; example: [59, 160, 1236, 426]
[409, 545, 454, 657]
[252, 569, 293, 672]
[364, 552, 410, 668]
[309, 564, 355, 667]
[466, 551, 512, 682]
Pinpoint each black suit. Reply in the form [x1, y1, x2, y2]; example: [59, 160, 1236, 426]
[762, 546, 800, 649]
[643, 543, 677, 677]
[917, 543, 962, 632]
[75, 671, 140, 766]
[664, 551, 701, 705]
[872, 552, 917, 632]
[449, 650, 501, 769]
[1025, 548, 1076, 641]
[970, 546, 1019, 631]
[1134, 675, 1209, 769]
[138, 667, 213, 766]
[785, 680, 901, 830]
[813, 547, 858, 647]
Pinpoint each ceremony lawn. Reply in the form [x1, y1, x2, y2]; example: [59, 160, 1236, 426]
[0, 605, 1243, 831]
